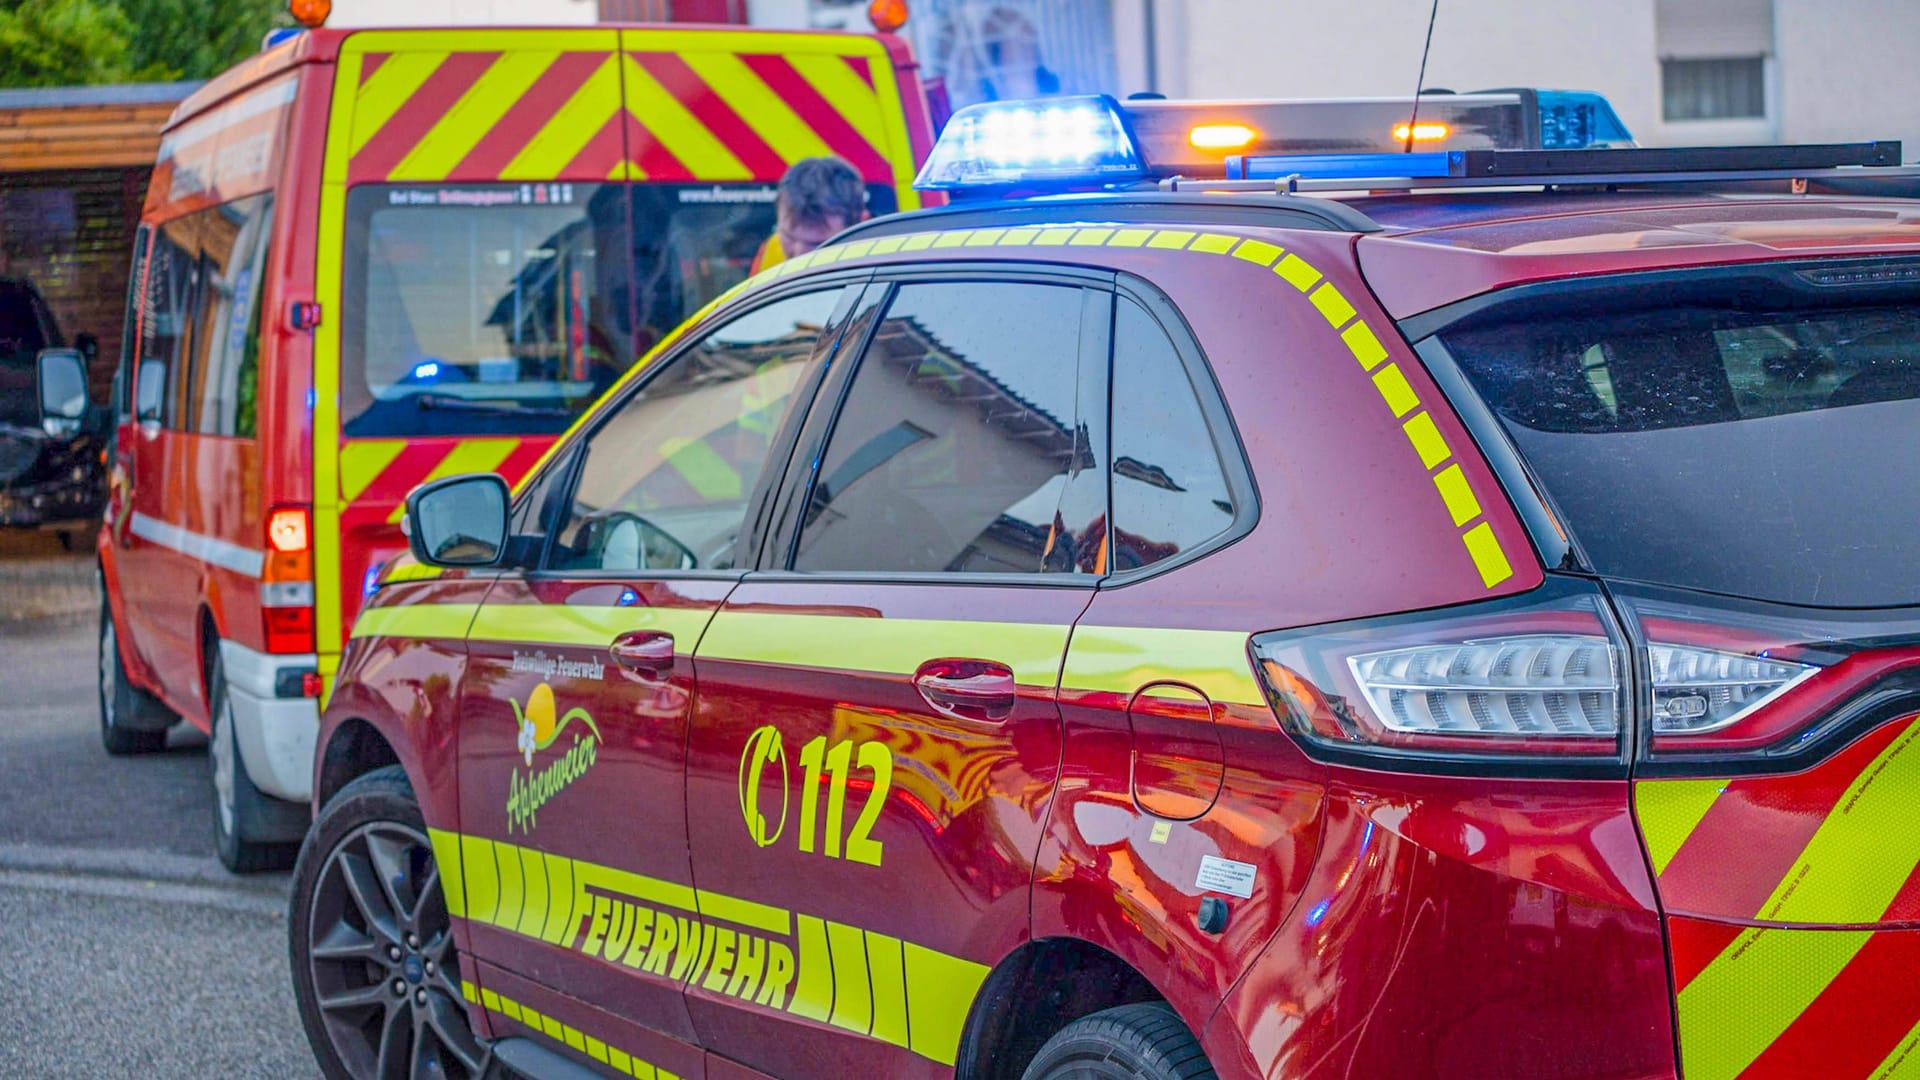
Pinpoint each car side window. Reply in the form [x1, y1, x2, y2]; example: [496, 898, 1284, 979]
[1109, 297, 1237, 571]
[793, 280, 1100, 576]
[547, 288, 844, 573]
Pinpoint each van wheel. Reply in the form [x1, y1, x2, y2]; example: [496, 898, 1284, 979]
[210, 653, 298, 873]
[1022, 1003, 1217, 1080]
[291, 766, 488, 1080]
[99, 597, 166, 756]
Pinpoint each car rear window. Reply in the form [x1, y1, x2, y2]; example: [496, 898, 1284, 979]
[1428, 274, 1920, 607]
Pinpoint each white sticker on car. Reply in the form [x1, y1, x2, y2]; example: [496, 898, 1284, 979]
[1196, 855, 1256, 898]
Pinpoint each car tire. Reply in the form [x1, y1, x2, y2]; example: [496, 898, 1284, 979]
[210, 652, 299, 873]
[290, 765, 490, 1080]
[1022, 1003, 1218, 1080]
[99, 596, 167, 756]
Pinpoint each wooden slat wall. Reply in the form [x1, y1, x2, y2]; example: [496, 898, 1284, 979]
[0, 101, 177, 173]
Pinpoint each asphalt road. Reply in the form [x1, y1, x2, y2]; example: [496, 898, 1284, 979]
[0, 543, 319, 1077]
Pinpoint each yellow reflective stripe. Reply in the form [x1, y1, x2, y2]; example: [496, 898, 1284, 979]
[429, 828, 467, 918]
[1189, 232, 1237, 254]
[461, 833, 500, 925]
[1273, 253, 1322, 291]
[1069, 227, 1114, 246]
[349, 50, 447, 158]
[1371, 363, 1419, 418]
[1231, 238, 1282, 266]
[1065, 625, 1262, 705]
[868, 235, 907, 255]
[994, 229, 1035, 247]
[1341, 320, 1388, 370]
[1758, 718, 1920, 922]
[517, 846, 550, 939]
[826, 920, 872, 1032]
[345, 27, 617, 54]
[682, 51, 833, 166]
[788, 915, 834, 1021]
[1109, 227, 1154, 248]
[932, 230, 973, 248]
[698, 612, 1068, 687]
[574, 858, 697, 914]
[1402, 412, 1452, 470]
[963, 229, 1004, 246]
[339, 440, 407, 503]
[500, 54, 623, 180]
[903, 941, 991, 1066]
[866, 930, 910, 1049]
[788, 53, 885, 150]
[473, 987, 672, 1078]
[389, 50, 559, 180]
[493, 838, 525, 930]
[466, 603, 713, 649]
[384, 439, 521, 524]
[1678, 926, 1872, 1080]
[1147, 229, 1195, 250]
[351, 602, 479, 641]
[1634, 777, 1726, 876]
[620, 54, 752, 180]
[1461, 522, 1514, 588]
[1032, 227, 1077, 246]
[1309, 282, 1356, 327]
[837, 238, 876, 259]
[1870, 1019, 1920, 1078]
[1432, 464, 1482, 527]
[541, 852, 575, 945]
[697, 889, 791, 936]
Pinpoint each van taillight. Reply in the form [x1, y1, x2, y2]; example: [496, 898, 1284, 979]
[1253, 576, 1631, 771]
[262, 504, 315, 655]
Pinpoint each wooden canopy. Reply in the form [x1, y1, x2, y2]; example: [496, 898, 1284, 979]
[0, 82, 200, 174]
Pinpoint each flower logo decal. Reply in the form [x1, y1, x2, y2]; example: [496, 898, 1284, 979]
[509, 682, 599, 766]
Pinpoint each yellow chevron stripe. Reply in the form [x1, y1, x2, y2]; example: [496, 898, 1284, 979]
[1870, 1020, 1920, 1079]
[338, 439, 407, 504]
[621, 55, 752, 180]
[788, 52, 885, 149]
[383, 439, 520, 524]
[1065, 624, 1263, 706]
[388, 50, 559, 181]
[350, 51, 448, 159]
[681, 51, 833, 166]
[1756, 717, 1920, 923]
[1678, 926, 1872, 1080]
[466, 602, 714, 650]
[500, 54, 622, 181]
[1634, 777, 1725, 876]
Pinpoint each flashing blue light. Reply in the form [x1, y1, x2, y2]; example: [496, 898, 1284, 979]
[262, 26, 306, 50]
[362, 560, 385, 599]
[410, 360, 441, 380]
[1535, 90, 1633, 149]
[1230, 150, 1465, 183]
[1304, 899, 1332, 928]
[915, 94, 1145, 193]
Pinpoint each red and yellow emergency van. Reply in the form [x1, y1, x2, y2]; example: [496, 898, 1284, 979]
[95, 20, 936, 870]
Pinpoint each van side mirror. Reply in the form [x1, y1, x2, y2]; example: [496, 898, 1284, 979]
[135, 358, 166, 423]
[36, 348, 89, 437]
[405, 473, 509, 567]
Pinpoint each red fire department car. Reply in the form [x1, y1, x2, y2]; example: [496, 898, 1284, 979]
[94, 21, 935, 870]
[297, 91, 1920, 1080]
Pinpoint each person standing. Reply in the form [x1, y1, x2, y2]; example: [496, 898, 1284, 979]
[752, 156, 868, 273]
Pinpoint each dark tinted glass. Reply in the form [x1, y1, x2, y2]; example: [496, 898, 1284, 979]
[1438, 293, 1920, 606]
[139, 220, 201, 429]
[115, 227, 150, 420]
[1110, 299, 1236, 571]
[549, 289, 842, 573]
[794, 281, 1095, 575]
[184, 194, 272, 437]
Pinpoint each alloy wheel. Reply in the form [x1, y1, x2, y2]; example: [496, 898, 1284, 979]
[306, 821, 486, 1079]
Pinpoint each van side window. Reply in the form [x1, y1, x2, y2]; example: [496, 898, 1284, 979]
[184, 195, 274, 438]
[139, 220, 199, 428]
[115, 226, 151, 422]
[793, 281, 1100, 576]
[1109, 298, 1237, 571]
[546, 288, 845, 573]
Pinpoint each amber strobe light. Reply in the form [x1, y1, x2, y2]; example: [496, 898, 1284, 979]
[867, 0, 908, 32]
[1189, 124, 1258, 151]
[1392, 121, 1451, 142]
[288, 0, 330, 28]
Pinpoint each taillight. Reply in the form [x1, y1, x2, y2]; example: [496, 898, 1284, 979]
[1254, 577, 1630, 772]
[262, 504, 315, 655]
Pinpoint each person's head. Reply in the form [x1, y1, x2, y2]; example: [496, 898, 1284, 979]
[776, 156, 867, 258]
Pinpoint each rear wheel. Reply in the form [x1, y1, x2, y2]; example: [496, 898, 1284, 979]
[210, 653, 298, 873]
[291, 766, 488, 1080]
[1022, 1003, 1217, 1080]
[98, 596, 166, 756]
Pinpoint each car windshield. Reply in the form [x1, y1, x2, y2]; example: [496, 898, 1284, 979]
[1430, 274, 1920, 607]
[341, 182, 810, 438]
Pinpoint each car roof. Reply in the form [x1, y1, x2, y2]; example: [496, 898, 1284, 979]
[838, 188, 1920, 318]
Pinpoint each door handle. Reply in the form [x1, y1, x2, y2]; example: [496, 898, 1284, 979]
[609, 630, 675, 677]
[914, 659, 1016, 723]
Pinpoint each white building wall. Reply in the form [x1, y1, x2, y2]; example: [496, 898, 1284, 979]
[325, 0, 596, 26]
[1774, 0, 1920, 150]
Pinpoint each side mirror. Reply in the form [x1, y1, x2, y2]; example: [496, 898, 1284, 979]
[405, 473, 508, 567]
[135, 358, 166, 424]
[36, 348, 89, 437]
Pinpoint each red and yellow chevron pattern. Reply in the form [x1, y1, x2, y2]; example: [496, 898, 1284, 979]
[341, 29, 912, 187]
[1637, 714, 1920, 1079]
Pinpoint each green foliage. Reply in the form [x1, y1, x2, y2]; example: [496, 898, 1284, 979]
[0, 0, 288, 88]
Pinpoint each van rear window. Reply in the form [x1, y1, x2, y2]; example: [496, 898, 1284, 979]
[1428, 274, 1920, 607]
[339, 181, 890, 438]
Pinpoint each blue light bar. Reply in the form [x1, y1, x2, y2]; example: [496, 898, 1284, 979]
[914, 94, 1147, 193]
[1534, 90, 1632, 150]
[1228, 151, 1466, 182]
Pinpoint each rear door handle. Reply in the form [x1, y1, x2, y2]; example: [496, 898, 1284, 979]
[609, 630, 675, 677]
[914, 659, 1016, 722]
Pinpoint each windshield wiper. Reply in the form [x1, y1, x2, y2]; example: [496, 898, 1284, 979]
[415, 393, 573, 418]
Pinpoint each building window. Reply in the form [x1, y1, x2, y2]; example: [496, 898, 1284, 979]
[1662, 57, 1766, 121]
